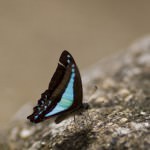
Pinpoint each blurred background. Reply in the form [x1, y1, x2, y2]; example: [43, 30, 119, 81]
[0, 0, 150, 128]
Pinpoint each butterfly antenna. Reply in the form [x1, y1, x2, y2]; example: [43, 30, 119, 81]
[73, 115, 76, 123]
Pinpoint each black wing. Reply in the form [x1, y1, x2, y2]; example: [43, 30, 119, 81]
[27, 50, 83, 123]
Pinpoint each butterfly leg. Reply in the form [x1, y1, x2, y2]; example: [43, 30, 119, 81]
[86, 109, 92, 123]
[79, 110, 93, 130]
[73, 115, 76, 123]
[73, 114, 79, 130]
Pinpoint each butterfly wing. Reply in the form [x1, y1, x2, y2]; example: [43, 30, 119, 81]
[27, 50, 83, 123]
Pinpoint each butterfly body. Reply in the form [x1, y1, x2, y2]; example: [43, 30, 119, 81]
[27, 50, 89, 124]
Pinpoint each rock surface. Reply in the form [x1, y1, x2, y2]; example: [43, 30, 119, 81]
[1, 37, 150, 150]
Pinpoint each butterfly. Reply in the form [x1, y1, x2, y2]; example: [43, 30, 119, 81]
[27, 50, 89, 124]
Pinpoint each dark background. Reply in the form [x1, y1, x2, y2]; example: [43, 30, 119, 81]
[0, 0, 150, 128]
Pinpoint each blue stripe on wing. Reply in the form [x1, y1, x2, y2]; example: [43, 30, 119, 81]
[45, 67, 75, 117]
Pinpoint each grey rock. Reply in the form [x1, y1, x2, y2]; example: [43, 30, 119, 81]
[1, 37, 150, 150]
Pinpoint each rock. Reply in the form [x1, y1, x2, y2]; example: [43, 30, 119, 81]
[28, 141, 41, 150]
[119, 118, 128, 123]
[115, 127, 131, 135]
[118, 89, 130, 98]
[20, 128, 34, 139]
[130, 122, 150, 130]
[1, 36, 150, 150]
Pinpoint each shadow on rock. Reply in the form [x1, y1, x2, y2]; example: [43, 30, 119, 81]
[54, 128, 95, 150]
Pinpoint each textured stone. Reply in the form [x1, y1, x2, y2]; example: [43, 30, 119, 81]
[1, 36, 150, 150]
